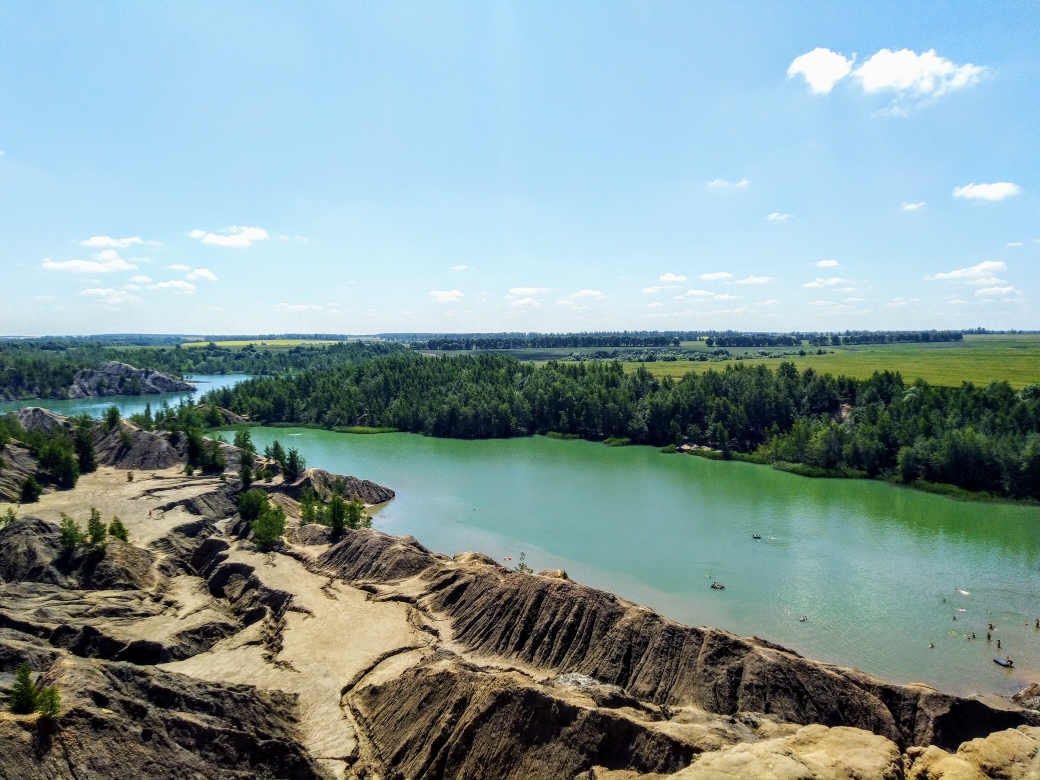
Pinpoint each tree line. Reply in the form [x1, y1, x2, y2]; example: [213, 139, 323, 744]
[204, 353, 1040, 500]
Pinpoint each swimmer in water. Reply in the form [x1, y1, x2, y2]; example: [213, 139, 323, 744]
[1035, 619, 1039, 629]
[929, 643, 934, 649]
[972, 633, 976, 639]
[987, 632, 991, 641]
[997, 639, 1001, 650]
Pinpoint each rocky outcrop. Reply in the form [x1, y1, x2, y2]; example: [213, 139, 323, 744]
[0, 443, 39, 502]
[15, 406, 69, 434]
[280, 467, 396, 505]
[670, 724, 904, 780]
[68, 361, 195, 398]
[0, 641, 323, 779]
[904, 725, 1040, 779]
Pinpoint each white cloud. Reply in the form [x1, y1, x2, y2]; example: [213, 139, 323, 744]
[855, 49, 983, 97]
[659, 272, 686, 282]
[646, 302, 664, 308]
[803, 276, 848, 288]
[787, 48, 854, 94]
[556, 299, 590, 310]
[80, 235, 143, 248]
[816, 259, 840, 267]
[952, 182, 1021, 201]
[699, 271, 732, 280]
[186, 268, 219, 281]
[275, 302, 323, 311]
[713, 293, 741, 300]
[946, 299, 969, 305]
[1006, 242, 1024, 248]
[169, 264, 191, 271]
[43, 252, 137, 273]
[682, 289, 714, 297]
[450, 265, 469, 271]
[148, 280, 195, 293]
[975, 285, 1016, 297]
[189, 226, 269, 247]
[707, 178, 751, 188]
[511, 297, 540, 308]
[642, 285, 678, 294]
[80, 287, 141, 305]
[883, 297, 921, 307]
[925, 260, 1006, 282]
[736, 275, 771, 285]
[508, 286, 548, 296]
[902, 201, 927, 211]
[430, 289, 464, 303]
[767, 212, 792, 221]
[130, 275, 152, 283]
[570, 289, 605, 300]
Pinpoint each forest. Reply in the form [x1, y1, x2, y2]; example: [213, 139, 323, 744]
[0, 340, 404, 399]
[204, 352, 1040, 500]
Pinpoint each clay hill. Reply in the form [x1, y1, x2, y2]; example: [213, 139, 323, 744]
[68, 360, 196, 397]
[1, 408, 1038, 780]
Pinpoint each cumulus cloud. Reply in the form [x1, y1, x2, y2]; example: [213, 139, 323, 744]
[816, 259, 840, 267]
[642, 285, 677, 294]
[450, 265, 469, 271]
[736, 275, 771, 285]
[975, 285, 1016, 297]
[902, 201, 927, 211]
[189, 226, 269, 247]
[275, 302, 323, 311]
[149, 280, 195, 293]
[787, 48, 854, 93]
[186, 268, 218, 281]
[803, 276, 849, 288]
[1006, 242, 1023, 248]
[924, 260, 1005, 282]
[789, 47, 984, 110]
[707, 178, 751, 188]
[767, 213, 792, 221]
[659, 272, 686, 282]
[682, 289, 714, 297]
[43, 251, 137, 273]
[430, 289, 464, 303]
[130, 275, 152, 283]
[80, 287, 141, 305]
[508, 286, 548, 296]
[169, 264, 191, 271]
[80, 236, 143, 248]
[952, 182, 1021, 201]
[511, 297, 541, 308]
[699, 271, 732, 280]
[883, 297, 921, 307]
[570, 289, 605, 300]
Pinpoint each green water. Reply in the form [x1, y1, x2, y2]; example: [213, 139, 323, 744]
[244, 428, 1039, 697]
[4, 379, 1037, 696]
[0, 375, 249, 419]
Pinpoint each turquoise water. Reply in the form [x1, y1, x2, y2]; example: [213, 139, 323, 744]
[243, 428, 1039, 697]
[0, 374, 249, 419]
[4, 378, 1037, 696]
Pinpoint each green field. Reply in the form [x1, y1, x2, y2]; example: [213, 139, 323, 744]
[628, 335, 1040, 388]
[180, 339, 342, 351]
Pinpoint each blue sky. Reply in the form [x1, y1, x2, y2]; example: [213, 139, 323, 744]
[1, 1, 1036, 336]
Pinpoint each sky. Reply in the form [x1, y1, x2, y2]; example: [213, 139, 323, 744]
[1, 1, 1037, 336]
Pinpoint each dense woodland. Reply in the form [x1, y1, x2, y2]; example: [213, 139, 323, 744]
[205, 353, 1040, 500]
[0, 340, 403, 399]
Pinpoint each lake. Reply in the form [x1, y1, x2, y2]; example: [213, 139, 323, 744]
[5, 380, 1038, 696]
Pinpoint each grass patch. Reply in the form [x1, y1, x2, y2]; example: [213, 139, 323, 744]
[771, 462, 867, 479]
[268, 421, 324, 429]
[333, 425, 398, 434]
[660, 444, 678, 453]
[544, 431, 582, 440]
[604, 437, 631, 447]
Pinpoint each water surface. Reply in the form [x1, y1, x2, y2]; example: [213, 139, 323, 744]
[244, 428, 1039, 697]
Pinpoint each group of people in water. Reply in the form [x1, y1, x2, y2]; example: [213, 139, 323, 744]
[929, 600, 1039, 670]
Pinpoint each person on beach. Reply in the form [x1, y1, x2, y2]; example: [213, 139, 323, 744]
[987, 632, 991, 641]
[997, 639, 1001, 650]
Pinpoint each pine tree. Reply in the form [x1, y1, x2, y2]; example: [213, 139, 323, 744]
[36, 685, 61, 721]
[87, 507, 107, 546]
[108, 516, 129, 542]
[8, 664, 37, 714]
[59, 514, 84, 552]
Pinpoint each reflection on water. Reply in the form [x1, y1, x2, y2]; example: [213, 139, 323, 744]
[242, 428, 1039, 697]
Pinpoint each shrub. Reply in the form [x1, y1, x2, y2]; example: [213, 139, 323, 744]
[73, 416, 98, 473]
[238, 488, 268, 523]
[2, 507, 16, 525]
[59, 513, 84, 551]
[239, 463, 253, 488]
[20, 476, 41, 503]
[328, 494, 346, 534]
[108, 516, 129, 542]
[87, 508, 107, 546]
[284, 447, 305, 482]
[8, 664, 37, 714]
[184, 463, 195, 476]
[252, 503, 286, 549]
